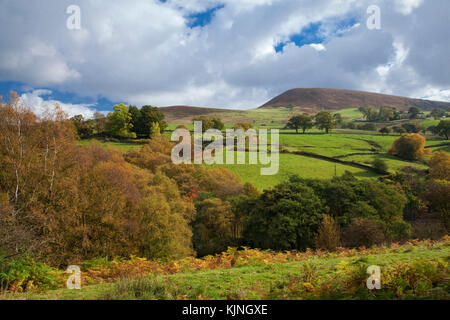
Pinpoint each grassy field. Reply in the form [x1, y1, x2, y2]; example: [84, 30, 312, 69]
[209, 153, 378, 190]
[78, 130, 449, 190]
[5, 239, 449, 300]
[78, 139, 144, 152]
[334, 108, 363, 120]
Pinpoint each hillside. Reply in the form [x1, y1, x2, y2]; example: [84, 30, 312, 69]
[158, 89, 450, 124]
[159, 106, 239, 123]
[260, 88, 450, 112]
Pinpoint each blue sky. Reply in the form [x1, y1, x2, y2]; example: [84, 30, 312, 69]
[0, 81, 120, 112]
[0, 0, 449, 117]
[187, 4, 225, 28]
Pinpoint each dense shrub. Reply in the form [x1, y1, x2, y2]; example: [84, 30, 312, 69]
[372, 158, 388, 173]
[429, 151, 450, 181]
[389, 133, 430, 160]
[341, 219, 385, 248]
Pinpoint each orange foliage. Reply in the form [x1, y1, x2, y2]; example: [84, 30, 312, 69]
[78, 237, 449, 287]
[429, 151, 450, 181]
[388, 133, 430, 160]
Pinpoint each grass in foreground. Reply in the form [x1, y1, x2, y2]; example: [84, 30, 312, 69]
[4, 238, 449, 300]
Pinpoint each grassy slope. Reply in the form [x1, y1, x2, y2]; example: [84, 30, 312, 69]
[8, 241, 449, 300]
[79, 129, 448, 190]
[210, 153, 377, 191]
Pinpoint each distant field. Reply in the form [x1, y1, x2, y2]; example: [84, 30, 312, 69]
[334, 108, 363, 120]
[78, 140, 144, 152]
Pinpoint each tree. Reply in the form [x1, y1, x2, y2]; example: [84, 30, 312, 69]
[70, 114, 94, 139]
[315, 111, 335, 134]
[388, 133, 430, 160]
[402, 122, 423, 133]
[243, 181, 325, 251]
[432, 120, 450, 140]
[193, 116, 224, 132]
[193, 197, 237, 256]
[393, 126, 407, 135]
[431, 108, 445, 120]
[429, 151, 450, 181]
[106, 104, 136, 138]
[150, 122, 161, 138]
[134, 105, 167, 138]
[287, 114, 312, 134]
[359, 107, 378, 121]
[372, 158, 389, 173]
[333, 113, 343, 125]
[315, 215, 340, 251]
[379, 127, 391, 136]
[378, 106, 395, 121]
[93, 112, 107, 136]
[128, 105, 141, 134]
[408, 106, 421, 119]
[212, 117, 225, 131]
[233, 122, 254, 131]
[422, 180, 450, 231]
[361, 123, 377, 131]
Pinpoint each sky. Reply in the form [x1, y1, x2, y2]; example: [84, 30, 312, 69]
[0, 0, 449, 117]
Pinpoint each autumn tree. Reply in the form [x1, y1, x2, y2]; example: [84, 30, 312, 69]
[193, 196, 236, 256]
[388, 133, 430, 160]
[233, 122, 254, 131]
[315, 215, 340, 251]
[70, 114, 94, 139]
[0, 97, 196, 264]
[429, 151, 450, 181]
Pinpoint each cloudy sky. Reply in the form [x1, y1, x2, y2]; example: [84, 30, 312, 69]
[0, 0, 449, 117]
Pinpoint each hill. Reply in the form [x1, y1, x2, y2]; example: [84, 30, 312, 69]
[260, 88, 450, 112]
[159, 106, 239, 123]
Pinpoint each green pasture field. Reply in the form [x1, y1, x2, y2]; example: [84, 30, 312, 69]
[209, 153, 378, 191]
[79, 130, 448, 190]
[77, 140, 144, 152]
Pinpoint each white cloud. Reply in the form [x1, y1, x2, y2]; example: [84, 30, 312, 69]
[0, 0, 449, 109]
[417, 87, 450, 103]
[310, 43, 326, 51]
[394, 0, 424, 15]
[20, 90, 97, 118]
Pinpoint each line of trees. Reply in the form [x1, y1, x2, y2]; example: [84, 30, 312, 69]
[71, 104, 167, 139]
[286, 112, 341, 134]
